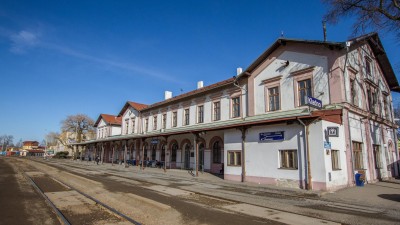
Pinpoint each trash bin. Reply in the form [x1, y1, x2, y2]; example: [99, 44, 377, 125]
[355, 173, 364, 187]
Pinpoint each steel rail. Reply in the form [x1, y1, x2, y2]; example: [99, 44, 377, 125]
[22, 172, 71, 225]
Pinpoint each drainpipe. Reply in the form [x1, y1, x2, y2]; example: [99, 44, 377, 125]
[101, 143, 104, 164]
[393, 128, 399, 176]
[124, 140, 128, 168]
[347, 113, 356, 184]
[111, 142, 115, 166]
[241, 127, 247, 182]
[297, 118, 311, 190]
[343, 41, 351, 102]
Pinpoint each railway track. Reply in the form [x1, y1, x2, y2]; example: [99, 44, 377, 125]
[21, 167, 141, 225]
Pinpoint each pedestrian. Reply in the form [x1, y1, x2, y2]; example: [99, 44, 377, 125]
[95, 155, 100, 165]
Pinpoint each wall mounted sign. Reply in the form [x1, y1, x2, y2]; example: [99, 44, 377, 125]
[259, 131, 284, 142]
[327, 127, 339, 137]
[324, 141, 331, 149]
[151, 139, 159, 144]
[306, 96, 322, 109]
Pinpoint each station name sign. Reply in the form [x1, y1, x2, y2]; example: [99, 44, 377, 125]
[306, 96, 322, 109]
[259, 131, 285, 142]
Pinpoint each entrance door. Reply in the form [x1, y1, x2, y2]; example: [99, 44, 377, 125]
[185, 144, 190, 169]
[199, 143, 204, 171]
[161, 145, 165, 161]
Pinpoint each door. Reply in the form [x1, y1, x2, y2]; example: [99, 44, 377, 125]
[185, 144, 190, 169]
[199, 143, 204, 171]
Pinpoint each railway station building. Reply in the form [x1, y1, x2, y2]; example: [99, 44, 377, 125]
[75, 33, 400, 191]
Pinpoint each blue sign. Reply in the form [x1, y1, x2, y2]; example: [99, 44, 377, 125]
[306, 96, 322, 109]
[259, 131, 284, 142]
[324, 141, 331, 149]
[151, 139, 159, 144]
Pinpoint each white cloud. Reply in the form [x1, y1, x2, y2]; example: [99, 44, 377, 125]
[43, 43, 186, 85]
[9, 30, 39, 54]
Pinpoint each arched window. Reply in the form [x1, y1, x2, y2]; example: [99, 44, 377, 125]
[171, 143, 178, 162]
[213, 141, 221, 163]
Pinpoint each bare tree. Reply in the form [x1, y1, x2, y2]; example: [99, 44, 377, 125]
[323, 0, 400, 38]
[0, 135, 14, 151]
[45, 132, 60, 146]
[61, 114, 95, 144]
[15, 139, 23, 148]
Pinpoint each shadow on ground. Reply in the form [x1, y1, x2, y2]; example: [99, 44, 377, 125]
[378, 194, 400, 202]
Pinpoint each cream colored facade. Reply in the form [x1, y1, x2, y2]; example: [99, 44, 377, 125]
[76, 33, 399, 191]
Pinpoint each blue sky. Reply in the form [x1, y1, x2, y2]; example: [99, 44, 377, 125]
[0, 0, 399, 143]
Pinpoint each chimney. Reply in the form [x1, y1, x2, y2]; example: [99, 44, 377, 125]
[197, 81, 204, 89]
[164, 91, 172, 100]
[237, 67, 243, 76]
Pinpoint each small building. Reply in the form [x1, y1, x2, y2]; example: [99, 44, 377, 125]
[22, 141, 39, 150]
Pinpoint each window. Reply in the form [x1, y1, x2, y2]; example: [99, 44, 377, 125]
[172, 111, 177, 127]
[131, 118, 135, 133]
[212, 141, 221, 163]
[280, 150, 298, 169]
[213, 101, 221, 121]
[372, 91, 378, 114]
[367, 86, 377, 114]
[268, 86, 280, 111]
[171, 143, 178, 162]
[145, 118, 149, 132]
[298, 79, 312, 106]
[125, 119, 129, 134]
[153, 116, 157, 130]
[350, 79, 358, 106]
[162, 114, 167, 129]
[352, 141, 364, 169]
[373, 145, 382, 169]
[227, 151, 241, 166]
[197, 105, 204, 123]
[383, 96, 389, 119]
[331, 150, 340, 170]
[232, 97, 240, 118]
[365, 57, 372, 77]
[184, 108, 190, 125]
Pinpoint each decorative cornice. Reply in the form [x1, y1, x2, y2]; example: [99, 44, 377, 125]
[290, 66, 315, 76]
[261, 75, 282, 84]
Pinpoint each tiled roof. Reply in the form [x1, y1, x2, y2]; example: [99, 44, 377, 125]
[22, 141, 39, 146]
[94, 114, 122, 127]
[239, 32, 399, 92]
[143, 77, 235, 110]
[128, 101, 148, 111]
[118, 101, 148, 116]
[27, 150, 45, 153]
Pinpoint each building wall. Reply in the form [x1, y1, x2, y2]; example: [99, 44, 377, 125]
[253, 50, 329, 115]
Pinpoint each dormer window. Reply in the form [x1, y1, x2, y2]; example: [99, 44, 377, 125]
[131, 118, 135, 133]
[125, 119, 129, 134]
